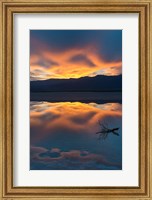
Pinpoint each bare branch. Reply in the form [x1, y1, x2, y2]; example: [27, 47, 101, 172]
[96, 120, 120, 140]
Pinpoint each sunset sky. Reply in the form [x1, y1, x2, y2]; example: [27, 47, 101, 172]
[30, 30, 122, 81]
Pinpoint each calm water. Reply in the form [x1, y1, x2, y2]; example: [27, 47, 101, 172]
[30, 94, 122, 170]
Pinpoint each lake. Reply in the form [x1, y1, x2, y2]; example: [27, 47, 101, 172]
[30, 92, 122, 170]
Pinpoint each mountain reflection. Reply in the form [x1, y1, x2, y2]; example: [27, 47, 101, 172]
[30, 101, 122, 170]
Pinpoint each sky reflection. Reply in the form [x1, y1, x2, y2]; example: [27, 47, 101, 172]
[30, 101, 122, 170]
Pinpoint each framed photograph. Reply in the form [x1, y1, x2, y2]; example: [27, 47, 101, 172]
[0, 0, 152, 199]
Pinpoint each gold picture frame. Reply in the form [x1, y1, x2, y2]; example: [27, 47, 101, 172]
[0, 0, 152, 199]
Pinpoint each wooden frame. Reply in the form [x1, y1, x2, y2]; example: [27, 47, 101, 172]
[0, 0, 151, 199]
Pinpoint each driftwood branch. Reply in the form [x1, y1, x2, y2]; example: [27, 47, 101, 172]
[96, 121, 119, 140]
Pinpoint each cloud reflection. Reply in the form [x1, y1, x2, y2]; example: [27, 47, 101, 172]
[30, 101, 122, 170]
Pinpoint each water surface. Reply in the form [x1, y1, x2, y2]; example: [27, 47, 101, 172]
[30, 96, 122, 170]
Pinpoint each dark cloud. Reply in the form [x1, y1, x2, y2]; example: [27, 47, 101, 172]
[36, 60, 59, 68]
[30, 30, 122, 63]
[69, 54, 96, 67]
[39, 112, 60, 121]
[40, 151, 61, 158]
[30, 147, 122, 170]
[70, 111, 97, 125]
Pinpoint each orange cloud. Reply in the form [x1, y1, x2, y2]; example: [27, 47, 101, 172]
[30, 45, 122, 80]
[30, 101, 122, 143]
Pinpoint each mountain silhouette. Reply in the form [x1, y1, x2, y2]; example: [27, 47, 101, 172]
[30, 75, 122, 92]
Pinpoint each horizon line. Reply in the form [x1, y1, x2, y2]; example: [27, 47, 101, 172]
[30, 74, 122, 81]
